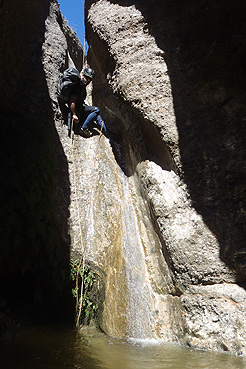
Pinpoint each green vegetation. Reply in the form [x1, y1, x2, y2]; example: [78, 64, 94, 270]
[70, 260, 98, 325]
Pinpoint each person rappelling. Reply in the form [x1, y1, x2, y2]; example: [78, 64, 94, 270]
[57, 66, 110, 138]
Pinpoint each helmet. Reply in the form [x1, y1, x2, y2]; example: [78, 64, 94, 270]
[82, 67, 95, 80]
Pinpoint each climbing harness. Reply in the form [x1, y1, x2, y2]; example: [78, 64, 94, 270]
[69, 118, 104, 327]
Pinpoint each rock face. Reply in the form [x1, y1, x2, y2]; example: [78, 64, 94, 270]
[1, 0, 246, 357]
[84, 0, 246, 355]
[0, 0, 84, 331]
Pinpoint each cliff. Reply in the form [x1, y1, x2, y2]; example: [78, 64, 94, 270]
[0, 0, 246, 357]
[84, 0, 246, 355]
[0, 0, 84, 331]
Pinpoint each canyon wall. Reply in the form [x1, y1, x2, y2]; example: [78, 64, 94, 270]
[0, 0, 84, 331]
[84, 0, 246, 355]
[1, 0, 246, 357]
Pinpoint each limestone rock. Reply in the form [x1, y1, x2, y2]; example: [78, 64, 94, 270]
[1, 0, 246, 357]
[0, 0, 84, 333]
[85, 0, 246, 355]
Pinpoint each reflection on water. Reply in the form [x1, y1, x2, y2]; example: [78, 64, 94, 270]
[0, 325, 245, 369]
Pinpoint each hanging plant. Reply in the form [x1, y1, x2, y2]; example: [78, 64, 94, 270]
[70, 259, 98, 326]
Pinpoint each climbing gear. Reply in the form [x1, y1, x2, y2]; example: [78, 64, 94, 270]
[69, 115, 104, 327]
[82, 67, 95, 80]
[67, 111, 73, 137]
[57, 67, 82, 102]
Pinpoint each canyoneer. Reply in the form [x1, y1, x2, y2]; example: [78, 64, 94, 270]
[57, 66, 109, 138]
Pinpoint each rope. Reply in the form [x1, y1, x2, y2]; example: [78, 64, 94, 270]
[69, 118, 104, 327]
[69, 119, 86, 315]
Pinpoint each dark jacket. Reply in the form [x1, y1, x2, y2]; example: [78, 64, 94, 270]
[70, 81, 87, 111]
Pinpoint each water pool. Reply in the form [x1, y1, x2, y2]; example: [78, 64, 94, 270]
[0, 325, 245, 369]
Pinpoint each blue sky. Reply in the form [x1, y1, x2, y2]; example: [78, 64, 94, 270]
[58, 0, 86, 48]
